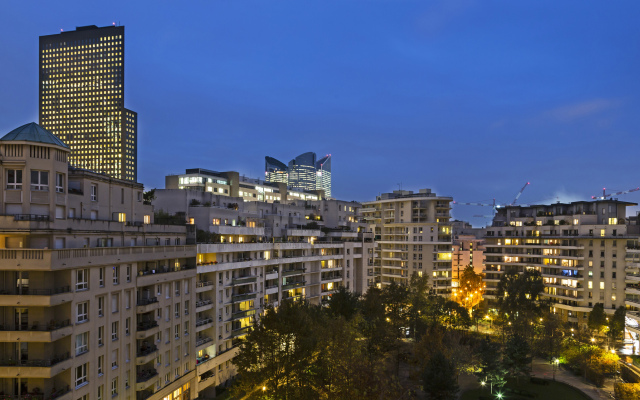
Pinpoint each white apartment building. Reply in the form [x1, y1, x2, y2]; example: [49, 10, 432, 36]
[152, 189, 373, 397]
[484, 200, 635, 328]
[0, 123, 197, 400]
[361, 189, 453, 295]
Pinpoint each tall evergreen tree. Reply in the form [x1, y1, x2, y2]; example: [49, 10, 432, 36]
[422, 351, 459, 400]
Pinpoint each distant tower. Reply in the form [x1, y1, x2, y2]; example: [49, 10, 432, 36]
[316, 154, 332, 197]
[265, 156, 288, 184]
[288, 152, 316, 191]
[39, 25, 137, 181]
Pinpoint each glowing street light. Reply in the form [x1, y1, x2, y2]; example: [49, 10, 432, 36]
[496, 392, 503, 399]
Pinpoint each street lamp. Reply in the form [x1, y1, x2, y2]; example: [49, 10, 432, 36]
[496, 392, 503, 399]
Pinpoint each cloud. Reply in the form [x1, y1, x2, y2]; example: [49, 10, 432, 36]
[546, 98, 619, 122]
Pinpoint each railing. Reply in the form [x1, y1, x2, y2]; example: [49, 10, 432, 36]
[196, 336, 213, 347]
[282, 268, 306, 277]
[0, 319, 71, 332]
[232, 309, 256, 319]
[13, 214, 50, 222]
[196, 318, 213, 327]
[136, 369, 158, 383]
[136, 345, 158, 357]
[196, 299, 213, 308]
[0, 286, 71, 296]
[138, 264, 195, 277]
[136, 297, 158, 306]
[232, 292, 257, 302]
[232, 276, 257, 285]
[282, 281, 306, 290]
[136, 321, 158, 331]
[196, 281, 213, 288]
[232, 326, 251, 337]
[0, 353, 70, 367]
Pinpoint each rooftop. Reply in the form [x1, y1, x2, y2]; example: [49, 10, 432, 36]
[0, 122, 69, 149]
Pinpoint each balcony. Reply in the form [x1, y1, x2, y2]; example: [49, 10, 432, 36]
[136, 369, 158, 390]
[196, 281, 213, 292]
[0, 287, 72, 307]
[0, 320, 72, 342]
[232, 292, 257, 303]
[196, 336, 213, 348]
[195, 317, 213, 327]
[196, 299, 213, 309]
[136, 344, 158, 364]
[232, 275, 257, 285]
[231, 309, 256, 321]
[282, 281, 306, 290]
[282, 268, 306, 277]
[0, 353, 72, 378]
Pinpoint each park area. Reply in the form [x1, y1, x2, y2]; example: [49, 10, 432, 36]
[460, 377, 591, 400]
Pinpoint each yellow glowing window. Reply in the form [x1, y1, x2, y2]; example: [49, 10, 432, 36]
[600, 229, 605, 237]
[599, 282, 604, 290]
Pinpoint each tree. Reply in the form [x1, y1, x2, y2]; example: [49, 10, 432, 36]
[475, 339, 506, 394]
[496, 269, 544, 338]
[441, 300, 471, 330]
[588, 303, 607, 334]
[455, 265, 484, 311]
[503, 333, 532, 384]
[607, 306, 626, 343]
[533, 311, 564, 359]
[326, 286, 360, 321]
[382, 282, 410, 338]
[422, 351, 459, 400]
[407, 273, 430, 339]
[143, 188, 156, 205]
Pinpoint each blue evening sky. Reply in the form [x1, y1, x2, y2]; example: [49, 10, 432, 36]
[1, 1, 639, 226]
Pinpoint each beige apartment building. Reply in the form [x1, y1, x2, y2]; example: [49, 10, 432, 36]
[0, 123, 197, 400]
[361, 189, 453, 295]
[483, 200, 636, 328]
[152, 188, 373, 398]
[452, 235, 486, 281]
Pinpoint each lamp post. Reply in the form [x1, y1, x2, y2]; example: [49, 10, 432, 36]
[552, 358, 559, 381]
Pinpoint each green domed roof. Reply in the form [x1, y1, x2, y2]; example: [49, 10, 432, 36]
[1, 123, 69, 149]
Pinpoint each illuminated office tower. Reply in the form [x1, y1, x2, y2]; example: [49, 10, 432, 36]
[265, 156, 288, 184]
[39, 25, 138, 181]
[315, 154, 332, 198]
[288, 152, 316, 192]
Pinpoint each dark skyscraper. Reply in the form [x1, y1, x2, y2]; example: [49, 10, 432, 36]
[39, 25, 137, 181]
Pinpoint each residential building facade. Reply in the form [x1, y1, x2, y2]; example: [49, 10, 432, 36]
[0, 123, 195, 400]
[361, 189, 453, 295]
[483, 200, 634, 329]
[152, 189, 373, 397]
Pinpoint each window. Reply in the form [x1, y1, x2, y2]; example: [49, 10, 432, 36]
[31, 170, 49, 191]
[175, 281, 180, 296]
[113, 266, 119, 285]
[91, 184, 98, 201]
[126, 265, 131, 282]
[111, 377, 118, 396]
[6, 169, 22, 189]
[184, 301, 189, 315]
[125, 318, 130, 335]
[144, 215, 151, 224]
[600, 282, 605, 290]
[98, 355, 104, 375]
[175, 324, 180, 339]
[111, 321, 119, 341]
[77, 302, 88, 323]
[111, 349, 118, 369]
[98, 326, 104, 346]
[75, 332, 89, 355]
[175, 303, 180, 319]
[55, 173, 64, 193]
[99, 267, 105, 287]
[98, 296, 104, 317]
[98, 385, 103, 400]
[184, 321, 189, 336]
[75, 363, 88, 387]
[125, 370, 130, 388]
[76, 269, 89, 291]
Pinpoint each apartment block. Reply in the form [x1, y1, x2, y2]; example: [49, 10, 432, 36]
[165, 169, 322, 203]
[0, 123, 196, 400]
[152, 189, 373, 397]
[452, 235, 486, 281]
[483, 200, 635, 328]
[361, 189, 453, 295]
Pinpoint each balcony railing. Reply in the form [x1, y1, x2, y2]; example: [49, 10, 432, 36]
[196, 299, 213, 308]
[0, 319, 71, 332]
[136, 345, 158, 357]
[0, 352, 70, 367]
[136, 297, 158, 306]
[136, 369, 158, 383]
[196, 317, 213, 327]
[196, 281, 213, 288]
[282, 281, 306, 290]
[136, 321, 158, 331]
[232, 292, 257, 302]
[0, 286, 71, 296]
[196, 336, 213, 347]
[138, 264, 195, 277]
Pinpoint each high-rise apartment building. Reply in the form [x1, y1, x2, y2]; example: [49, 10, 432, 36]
[361, 189, 453, 295]
[483, 200, 635, 328]
[152, 189, 373, 396]
[315, 154, 332, 198]
[0, 123, 195, 400]
[39, 25, 137, 181]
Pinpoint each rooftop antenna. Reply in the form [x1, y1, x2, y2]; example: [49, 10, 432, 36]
[397, 182, 402, 191]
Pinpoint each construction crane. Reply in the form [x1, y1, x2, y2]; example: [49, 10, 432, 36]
[453, 182, 530, 220]
[591, 186, 640, 200]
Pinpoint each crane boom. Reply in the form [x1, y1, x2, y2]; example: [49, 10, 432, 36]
[511, 182, 530, 205]
[591, 186, 640, 200]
